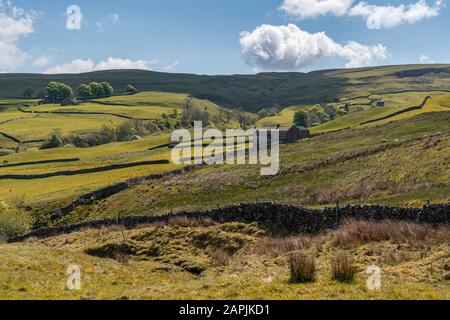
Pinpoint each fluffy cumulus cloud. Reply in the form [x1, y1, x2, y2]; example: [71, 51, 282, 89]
[279, 0, 442, 29]
[94, 57, 156, 71]
[239, 24, 387, 71]
[44, 57, 157, 74]
[349, 0, 443, 29]
[33, 55, 51, 67]
[66, 5, 82, 30]
[0, 0, 38, 70]
[279, 0, 354, 19]
[44, 59, 94, 74]
[0, 41, 27, 70]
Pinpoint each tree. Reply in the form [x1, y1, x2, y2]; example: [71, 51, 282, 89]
[126, 84, 137, 94]
[46, 82, 73, 103]
[41, 133, 63, 149]
[77, 84, 92, 99]
[58, 83, 73, 101]
[100, 82, 114, 97]
[294, 111, 310, 127]
[22, 88, 35, 98]
[89, 82, 104, 98]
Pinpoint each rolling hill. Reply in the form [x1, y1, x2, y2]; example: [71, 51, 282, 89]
[3, 64, 450, 112]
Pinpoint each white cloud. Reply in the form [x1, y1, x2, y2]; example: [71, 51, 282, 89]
[94, 57, 156, 71]
[110, 13, 119, 24]
[279, 0, 353, 19]
[44, 59, 94, 74]
[66, 5, 82, 30]
[349, 0, 442, 29]
[0, 41, 27, 69]
[33, 55, 51, 67]
[239, 24, 387, 71]
[279, 0, 442, 29]
[0, 1, 37, 70]
[163, 61, 180, 71]
[419, 54, 434, 63]
[44, 57, 157, 74]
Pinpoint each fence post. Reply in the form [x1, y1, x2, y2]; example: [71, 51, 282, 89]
[335, 199, 340, 227]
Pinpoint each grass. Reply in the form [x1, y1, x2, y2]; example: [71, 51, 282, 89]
[330, 255, 357, 283]
[69, 111, 450, 224]
[332, 220, 450, 246]
[289, 253, 316, 283]
[256, 91, 450, 133]
[0, 133, 181, 205]
[96, 91, 188, 108]
[0, 202, 32, 241]
[22, 103, 179, 120]
[0, 91, 188, 142]
[0, 98, 38, 105]
[0, 219, 447, 299]
[0, 112, 126, 141]
[312, 91, 450, 134]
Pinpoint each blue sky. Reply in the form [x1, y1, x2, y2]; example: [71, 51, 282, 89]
[0, 0, 448, 74]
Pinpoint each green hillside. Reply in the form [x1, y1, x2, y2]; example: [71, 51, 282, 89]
[3, 64, 450, 112]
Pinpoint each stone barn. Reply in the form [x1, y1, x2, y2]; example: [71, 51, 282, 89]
[376, 100, 385, 107]
[257, 126, 310, 144]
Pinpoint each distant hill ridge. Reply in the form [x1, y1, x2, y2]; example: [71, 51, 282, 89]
[2, 64, 450, 112]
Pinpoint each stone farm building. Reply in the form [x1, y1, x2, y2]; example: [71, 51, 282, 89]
[257, 126, 310, 144]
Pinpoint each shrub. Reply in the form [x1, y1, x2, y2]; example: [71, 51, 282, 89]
[210, 248, 232, 266]
[41, 133, 63, 149]
[294, 110, 310, 127]
[116, 122, 136, 141]
[288, 252, 316, 283]
[330, 255, 357, 282]
[0, 149, 14, 157]
[126, 85, 138, 94]
[0, 202, 33, 241]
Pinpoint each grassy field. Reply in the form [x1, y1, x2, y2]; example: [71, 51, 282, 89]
[96, 91, 188, 107]
[0, 91, 188, 142]
[69, 111, 450, 224]
[256, 91, 450, 132]
[0, 219, 448, 299]
[0, 133, 180, 204]
[0, 98, 39, 105]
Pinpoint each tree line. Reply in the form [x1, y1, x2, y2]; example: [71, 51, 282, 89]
[28, 81, 138, 103]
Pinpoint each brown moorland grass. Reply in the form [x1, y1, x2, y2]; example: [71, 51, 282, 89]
[333, 220, 450, 246]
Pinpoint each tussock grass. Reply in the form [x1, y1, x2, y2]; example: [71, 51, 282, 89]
[0, 202, 32, 241]
[289, 253, 316, 283]
[330, 255, 357, 283]
[210, 248, 232, 266]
